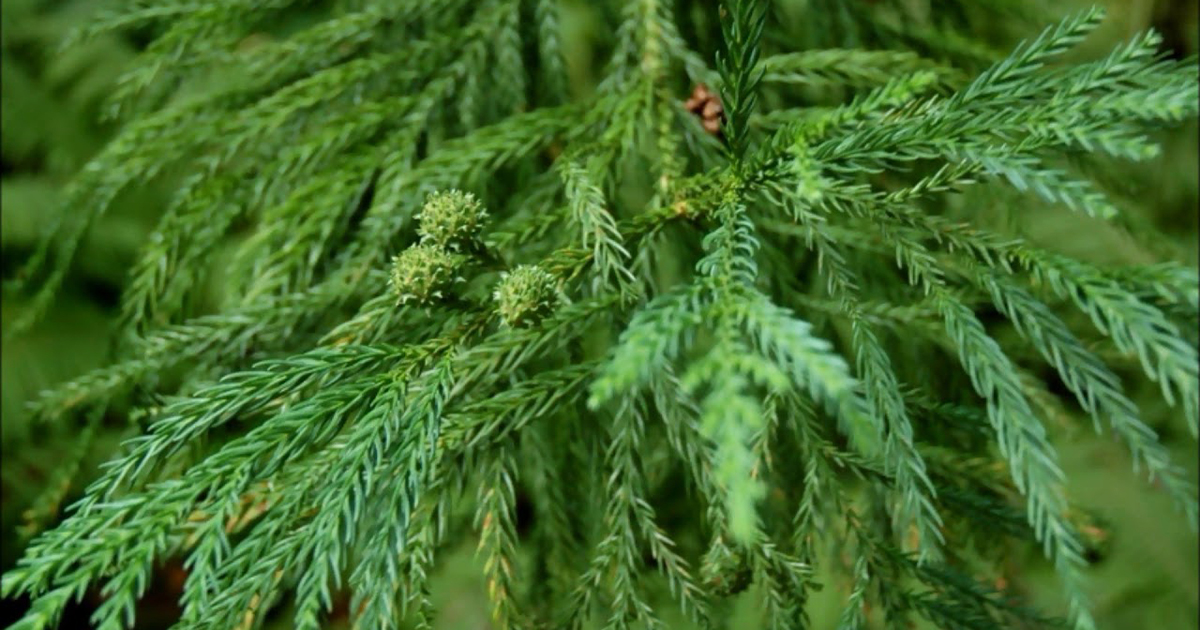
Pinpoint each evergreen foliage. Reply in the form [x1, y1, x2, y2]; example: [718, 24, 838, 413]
[2, 1, 1198, 629]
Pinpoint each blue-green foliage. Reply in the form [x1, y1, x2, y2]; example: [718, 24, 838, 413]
[2, 1, 1198, 629]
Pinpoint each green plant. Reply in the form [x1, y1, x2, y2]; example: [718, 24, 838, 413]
[0, 0, 168, 573]
[2, 1, 1197, 629]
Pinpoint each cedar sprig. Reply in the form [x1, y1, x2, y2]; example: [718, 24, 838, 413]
[4, 4, 1197, 630]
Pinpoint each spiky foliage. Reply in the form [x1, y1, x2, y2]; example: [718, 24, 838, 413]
[3, 1, 1198, 630]
[0, 0, 173, 586]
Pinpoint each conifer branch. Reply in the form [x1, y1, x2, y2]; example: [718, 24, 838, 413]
[4, 4, 1197, 629]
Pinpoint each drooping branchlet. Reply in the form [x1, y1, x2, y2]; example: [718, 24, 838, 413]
[4, 5, 1196, 630]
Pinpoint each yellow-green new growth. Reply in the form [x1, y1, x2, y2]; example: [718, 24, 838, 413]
[493, 265, 558, 327]
[416, 189, 488, 251]
[391, 243, 465, 305]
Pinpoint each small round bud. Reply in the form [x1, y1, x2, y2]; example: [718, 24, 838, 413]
[391, 243, 464, 305]
[416, 189, 487, 251]
[493, 265, 558, 328]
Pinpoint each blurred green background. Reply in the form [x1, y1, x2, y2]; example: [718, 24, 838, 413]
[1, 0, 1196, 628]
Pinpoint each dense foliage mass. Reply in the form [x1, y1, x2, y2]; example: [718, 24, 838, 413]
[2, 1, 1198, 629]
